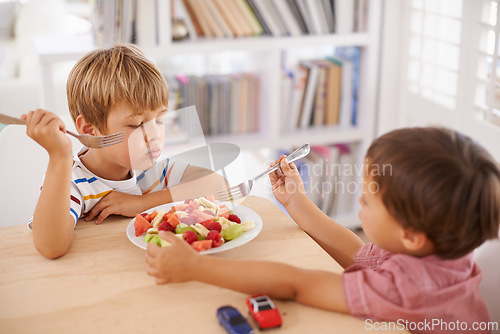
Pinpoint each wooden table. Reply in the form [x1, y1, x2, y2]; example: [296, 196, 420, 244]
[0, 196, 407, 334]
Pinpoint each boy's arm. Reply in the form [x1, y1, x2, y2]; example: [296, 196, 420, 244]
[271, 157, 364, 268]
[285, 193, 364, 268]
[32, 157, 75, 259]
[22, 110, 75, 259]
[146, 232, 349, 313]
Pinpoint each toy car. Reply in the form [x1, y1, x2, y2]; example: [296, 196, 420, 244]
[217, 305, 254, 334]
[246, 295, 282, 329]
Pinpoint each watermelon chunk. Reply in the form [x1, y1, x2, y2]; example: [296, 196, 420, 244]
[134, 214, 152, 237]
[218, 205, 230, 219]
[191, 240, 213, 252]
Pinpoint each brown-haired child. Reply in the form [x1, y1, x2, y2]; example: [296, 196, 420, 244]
[146, 127, 500, 334]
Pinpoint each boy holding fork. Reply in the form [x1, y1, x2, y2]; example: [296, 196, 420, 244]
[22, 44, 225, 259]
[146, 127, 500, 333]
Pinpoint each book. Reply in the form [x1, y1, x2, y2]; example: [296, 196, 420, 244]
[312, 62, 327, 126]
[246, 0, 273, 35]
[198, 0, 225, 38]
[270, 0, 302, 36]
[234, 0, 264, 35]
[251, 0, 286, 36]
[321, 0, 335, 33]
[323, 59, 342, 125]
[310, 145, 340, 214]
[305, 0, 326, 35]
[286, 0, 308, 34]
[295, 0, 316, 35]
[298, 60, 320, 129]
[204, 0, 233, 37]
[174, 0, 198, 40]
[212, 0, 246, 37]
[335, 0, 355, 33]
[287, 64, 308, 130]
[186, 0, 214, 37]
[335, 47, 361, 125]
[229, 74, 241, 134]
[326, 56, 353, 128]
[280, 70, 294, 132]
[223, 0, 253, 36]
[330, 144, 356, 217]
[182, 0, 203, 36]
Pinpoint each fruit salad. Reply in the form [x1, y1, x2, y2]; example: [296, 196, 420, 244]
[134, 196, 256, 252]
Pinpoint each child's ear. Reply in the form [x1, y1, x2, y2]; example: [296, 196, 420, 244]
[75, 115, 96, 135]
[400, 228, 433, 255]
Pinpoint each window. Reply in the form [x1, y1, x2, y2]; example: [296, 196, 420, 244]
[475, 0, 500, 126]
[394, 0, 500, 160]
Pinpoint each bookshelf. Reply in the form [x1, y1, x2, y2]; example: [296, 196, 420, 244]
[34, 0, 382, 227]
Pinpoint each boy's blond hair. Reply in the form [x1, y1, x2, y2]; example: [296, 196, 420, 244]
[66, 44, 168, 132]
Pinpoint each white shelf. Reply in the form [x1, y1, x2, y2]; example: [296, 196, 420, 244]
[33, 0, 382, 227]
[157, 33, 370, 55]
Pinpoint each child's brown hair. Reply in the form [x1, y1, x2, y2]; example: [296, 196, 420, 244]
[66, 44, 168, 132]
[366, 127, 500, 259]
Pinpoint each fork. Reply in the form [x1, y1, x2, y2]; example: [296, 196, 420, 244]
[0, 113, 125, 148]
[216, 143, 311, 202]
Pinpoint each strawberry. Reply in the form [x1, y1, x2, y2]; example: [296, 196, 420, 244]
[206, 230, 223, 247]
[158, 221, 175, 232]
[183, 230, 198, 245]
[228, 214, 241, 224]
[206, 221, 222, 233]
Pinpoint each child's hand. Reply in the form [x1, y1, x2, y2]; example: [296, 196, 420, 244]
[269, 156, 306, 208]
[146, 231, 198, 284]
[21, 109, 72, 158]
[85, 191, 146, 224]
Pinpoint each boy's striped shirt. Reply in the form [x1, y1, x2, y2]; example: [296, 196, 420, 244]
[68, 149, 188, 224]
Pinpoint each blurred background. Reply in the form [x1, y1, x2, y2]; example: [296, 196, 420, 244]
[1, 0, 499, 228]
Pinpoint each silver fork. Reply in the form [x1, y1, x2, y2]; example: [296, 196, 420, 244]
[216, 143, 311, 202]
[0, 113, 125, 148]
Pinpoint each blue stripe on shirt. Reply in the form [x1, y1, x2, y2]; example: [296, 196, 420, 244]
[70, 207, 79, 222]
[74, 177, 98, 184]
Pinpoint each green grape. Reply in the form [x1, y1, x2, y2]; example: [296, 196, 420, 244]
[144, 233, 154, 243]
[222, 224, 244, 240]
[175, 223, 189, 234]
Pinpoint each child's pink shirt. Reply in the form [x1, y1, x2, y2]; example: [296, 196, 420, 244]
[342, 243, 490, 334]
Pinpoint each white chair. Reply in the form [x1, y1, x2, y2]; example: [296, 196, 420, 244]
[0, 116, 81, 227]
[474, 235, 500, 322]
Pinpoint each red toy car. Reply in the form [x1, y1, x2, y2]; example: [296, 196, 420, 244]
[246, 295, 282, 330]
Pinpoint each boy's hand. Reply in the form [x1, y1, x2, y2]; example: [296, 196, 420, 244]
[146, 231, 198, 284]
[86, 191, 146, 224]
[269, 156, 306, 208]
[21, 109, 72, 158]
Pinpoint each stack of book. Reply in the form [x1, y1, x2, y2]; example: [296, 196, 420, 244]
[282, 47, 360, 131]
[176, 0, 369, 39]
[282, 143, 358, 217]
[165, 73, 260, 136]
[90, 0, 370, 46]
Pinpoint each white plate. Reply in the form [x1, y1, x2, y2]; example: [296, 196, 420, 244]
[126, 201, 263, 254]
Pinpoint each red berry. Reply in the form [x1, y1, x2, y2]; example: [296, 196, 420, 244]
[228, 214, 241, 224]
[200, 219, 215, 229]
[206, 221, 222, 233]
[206, 230, 223, 247]
[183, 230, 198, 244]
[158, 221, 175, 232]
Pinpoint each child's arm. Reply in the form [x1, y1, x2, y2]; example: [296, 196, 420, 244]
[146, 231, 349, 313]
[270, 157, 364, 268]
[22, 110, 75, 259]
[85, 166, 227, 224]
